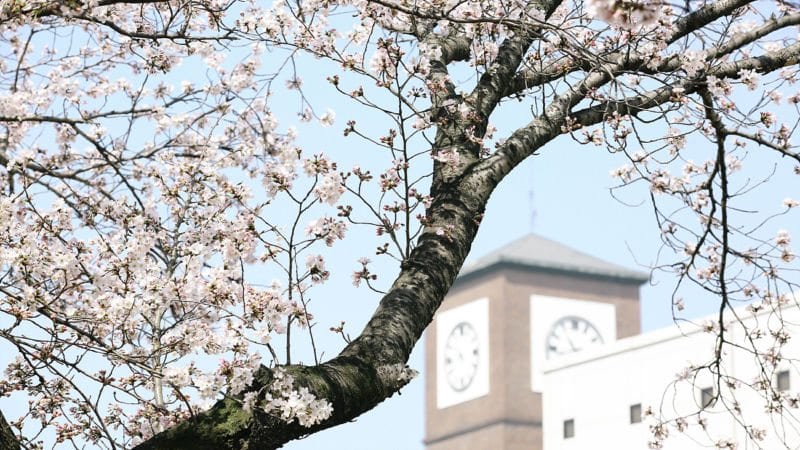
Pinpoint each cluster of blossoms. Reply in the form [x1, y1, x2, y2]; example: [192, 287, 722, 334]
[0, 1, 365, 444]
[587, 0, 664, 29]
[1, 0, 800, 448]
[351, 257, 377, 287]
[681, 51, 706, 78]
[305, 217, 348, 246]
[242, 368, 333, 427]
[775, 230, 794, 262]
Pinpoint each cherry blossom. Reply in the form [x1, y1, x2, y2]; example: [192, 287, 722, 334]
[1, 0, 800, 448]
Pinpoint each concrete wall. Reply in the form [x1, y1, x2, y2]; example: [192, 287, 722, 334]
[543, 303, 800, 450]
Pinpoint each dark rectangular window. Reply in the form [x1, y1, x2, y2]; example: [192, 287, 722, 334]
[777, 370, 791, 391]
[629, 403, 642, 424]
[563, 418, 575, 439]
[700, 387, 715, 409]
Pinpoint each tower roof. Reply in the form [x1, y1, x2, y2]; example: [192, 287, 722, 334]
[457, 234, 649, 284]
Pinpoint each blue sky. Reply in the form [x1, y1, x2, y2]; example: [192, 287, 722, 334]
[282, 133, 744, 449]
[280, 69, 799, 446]
[2, 10, 799, 449]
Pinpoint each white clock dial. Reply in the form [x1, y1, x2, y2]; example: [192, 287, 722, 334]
[546, 316, 604, 359]
[444, 321, 480, 391]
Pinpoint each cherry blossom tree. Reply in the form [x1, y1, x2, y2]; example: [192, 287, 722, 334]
[1, 0, 799, 448]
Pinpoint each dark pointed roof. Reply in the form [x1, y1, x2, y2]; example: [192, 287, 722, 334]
[457, 234, 649, 284]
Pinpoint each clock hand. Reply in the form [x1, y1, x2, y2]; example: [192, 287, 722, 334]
[566, 336, 578, 352]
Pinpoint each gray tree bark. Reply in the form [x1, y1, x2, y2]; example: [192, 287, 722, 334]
[133, 1, 800, 448]
[0, 411, 19, 450]
[4, 1, 800, 449]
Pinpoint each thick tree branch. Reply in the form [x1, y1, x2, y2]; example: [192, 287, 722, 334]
[479, 11, 800, 204]
[435, 34, 472, 64]
[0, 411, 19, 450]
[136, 137, 503, 449]
[9, 1, 797, 449]
[142, 19, 800, 450]
[667, 0, 750, 43]
[467, 0, 564, 115]
[655, 12, 800, 74]
[469, 32, 539, 116]
[500, 0, 753, 98]
[571, 42, 800, 126]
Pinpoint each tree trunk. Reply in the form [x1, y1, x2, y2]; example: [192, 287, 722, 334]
[0, 411, 19, 450]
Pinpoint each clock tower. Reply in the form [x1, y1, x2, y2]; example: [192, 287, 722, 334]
[424, 234, 648, 450]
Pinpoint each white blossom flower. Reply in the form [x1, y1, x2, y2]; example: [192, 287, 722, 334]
[587, 0, 663, 29]
[242, 391, 259, 412]
[776, 229, 791, 247]
[681, 50, 706, 78]
[313, 172, 345, 205]
[739, 69, 760, 90]
[319, 109, 336, 127]
[285, 76, 303, 90]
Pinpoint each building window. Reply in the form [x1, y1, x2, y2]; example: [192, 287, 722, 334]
[630, 403, 642, 424]
[777, 370, 791, 391]
[563, 419, 575, 439]
[700, 387, 715, 409]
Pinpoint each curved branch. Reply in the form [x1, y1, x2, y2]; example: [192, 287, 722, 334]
[0, 411, 19, 450]
[501, 0, 754, 98]
[571, 42, 800, 126]
[135, 140, 503, 449]
[467, 0, 564, 115]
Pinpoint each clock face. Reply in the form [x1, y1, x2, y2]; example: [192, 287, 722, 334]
[436, 298, 490, 408]
[546, 316, 604, 359]
[444, 321, 480, 391]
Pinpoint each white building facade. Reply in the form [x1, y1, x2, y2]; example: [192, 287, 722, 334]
[543, 301, 800, 450]
[425, 234, 799, 450]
